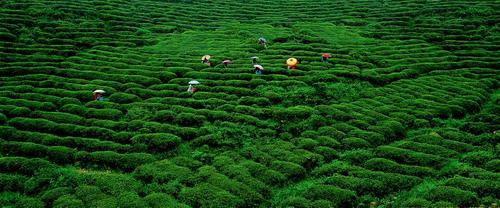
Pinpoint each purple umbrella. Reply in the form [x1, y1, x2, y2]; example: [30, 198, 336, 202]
[254, 65, 263, 70]
[258, 38, 266, 43]
[222, 60, 231, 64]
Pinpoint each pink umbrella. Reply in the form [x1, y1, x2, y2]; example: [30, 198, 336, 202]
[254, 65, 263, 70]
[322, 54, 332, 58]
[222, 60, 231, 64]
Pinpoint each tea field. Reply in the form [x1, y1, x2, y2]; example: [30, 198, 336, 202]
[0, 0, 499, 207]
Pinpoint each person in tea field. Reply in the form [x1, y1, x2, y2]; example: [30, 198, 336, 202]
[222, 60, 231, 68]
[93, 90, 105, 101]
[258, 38, 267, 49]
[201, 55, 211, 67]
[254, 65, 263, 75]
[322, 54, 331, 63]
[187, 84, 194, 93]
[252, 56, 258, 64]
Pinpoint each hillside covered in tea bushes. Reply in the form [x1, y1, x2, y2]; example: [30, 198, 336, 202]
[0, 0, 499, 207]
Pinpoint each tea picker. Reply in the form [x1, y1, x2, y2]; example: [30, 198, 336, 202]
[258, 38, 267, 49]
[187, 80, 200, 93]
[286, 58, 298, 70]
[222, 60, 231, 68]
[201, 55, 211, 67]
[251, 56, 259, 64]
[322, 54, 331, 63]
[93, 90, 105, 101]
[254, 65, 263, 75]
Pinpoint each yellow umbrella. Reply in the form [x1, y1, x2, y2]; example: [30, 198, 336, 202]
[286, 58, 298, 66]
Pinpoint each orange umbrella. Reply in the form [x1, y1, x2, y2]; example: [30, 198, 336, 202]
[286, 58, 298, 66]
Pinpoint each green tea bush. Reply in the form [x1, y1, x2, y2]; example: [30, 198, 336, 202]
[108, 92, 142, 104]
[411, 134, 475, 153]
[133, 160, 193, 184]
[444, 177, 500, 198]
[373, 146, 445, 167]
[75, 151, 155, 171]
[460, 151, 496, 167]
[424, 186, 478, 207]
[39, 187, 75, 207]
[143, 193, 177, 208]
[485, 159, 500, 172]
[131, 133, 182, 153]
[0, 113, 6, 124]
[392, 141, 460, 158]
[85, 108, 123, 120]
[304, 184, 358, 208]
[281, 196, 311, 208]
[174, 113, 206, 126]
[0, 173, 27, 192]
[270, 161, 306, 181]
[59, 104, 86, 116]
[206, 174, 264, 207]
[341, 149, 375, 166]
[14, 198, 45, 208]
[324, 175, 387, 196]
[342, 137, 371, 150]
[399, 197, 432, 207]
[52, 195, 85, 208]
[31, 111, 84, 124]
[179, 183, 244, 208]
[363, 158, 435, 177]
[351, 169, 422, 192]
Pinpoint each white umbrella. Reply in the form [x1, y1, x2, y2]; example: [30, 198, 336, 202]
[251, 56, 259, 59]
[254, 65, 263, 70]
[259, 38, 266, 43]
[188, 80, 200, 85]
[93, 90, 105, 94]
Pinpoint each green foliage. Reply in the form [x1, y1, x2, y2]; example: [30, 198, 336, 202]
[304, 184, 358, 208]
[424, 186, 479, 207]
[132, 133, 182, 153]
[108, 92, 142, 104]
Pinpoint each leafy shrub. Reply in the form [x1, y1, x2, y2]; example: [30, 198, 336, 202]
[131, 133, 182, 153]
[281, 196, 311, 208]
[133, 160, 193, 184]
[75, 151, 155, 171]
[52, 195, 85, 208]
[461, 151, 496, 167]
[485, 159, 500, 172]
[373, 146, 445, 167]
[39, 187, 74, 206]
[108, 92, 142, 104]
[399, 197, 432, 207]
[424, 186, 478, 207]
[342, 137, 371, 150]
[0, 173, 27, 192]
[304, 184, 358, 208]
[363, 158, 435, 177]
[95, 174, 141, 196]
[143, 193, 177, 207]
[341, 149, 375, 165]
[14, 198, 45, 208]
[174, 113, 206, 126]
[444, 177, 500, 198]
[179, 183, 244, 208]
[350, 170, 422, 192]
[324, 175, 387, 196]
[0, 113, 6, 124]
[271, 161, 306, 181]
[0, 157, 57, 176]
[116, 192, 148, 208]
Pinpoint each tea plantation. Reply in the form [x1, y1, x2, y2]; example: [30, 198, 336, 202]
[0, 0, 499, 207]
